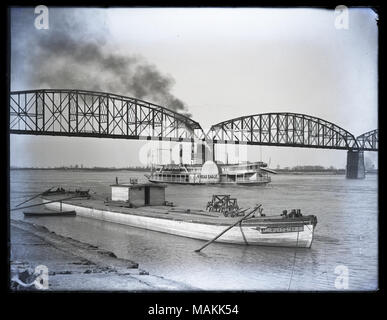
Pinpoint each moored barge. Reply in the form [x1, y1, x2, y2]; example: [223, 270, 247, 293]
[39, 183, 317, 248]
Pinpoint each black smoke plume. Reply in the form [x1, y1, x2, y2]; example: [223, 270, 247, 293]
[11, 8, 191, 116]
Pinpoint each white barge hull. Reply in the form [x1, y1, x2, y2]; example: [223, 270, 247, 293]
[43, 200, 314, 248]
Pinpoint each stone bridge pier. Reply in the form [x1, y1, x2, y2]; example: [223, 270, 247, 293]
[346, 150, 365, 179]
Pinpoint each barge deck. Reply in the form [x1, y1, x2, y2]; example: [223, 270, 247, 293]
[41, 193, 317, 248]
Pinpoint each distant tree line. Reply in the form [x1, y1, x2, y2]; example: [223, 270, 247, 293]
[10, 165, 152, 171]
[277, 165, 345, 173]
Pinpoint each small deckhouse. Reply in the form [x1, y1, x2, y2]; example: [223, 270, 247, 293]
[110, 183, 166, 207]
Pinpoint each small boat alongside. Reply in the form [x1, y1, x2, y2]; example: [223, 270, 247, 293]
[13, 187, 88, 217]
[38, 183, 317, 248]
[23, 210, 76, 217]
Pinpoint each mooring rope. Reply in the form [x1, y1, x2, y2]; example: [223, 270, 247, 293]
[288, 230, 300, 290]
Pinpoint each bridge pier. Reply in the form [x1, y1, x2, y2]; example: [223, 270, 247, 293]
[346, 150, 365, 179]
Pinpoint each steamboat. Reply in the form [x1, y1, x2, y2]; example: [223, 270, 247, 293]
[145, 160, 276, 186]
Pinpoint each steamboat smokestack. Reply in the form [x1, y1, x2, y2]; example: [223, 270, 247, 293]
[179, 143, 183, 165]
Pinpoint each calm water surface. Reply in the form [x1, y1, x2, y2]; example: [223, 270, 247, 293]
[10, 169, 378, 291]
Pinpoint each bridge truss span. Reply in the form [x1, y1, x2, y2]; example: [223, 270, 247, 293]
[9, 89, 204, 142]
[356, 129, 378, 151]
[10, 91, 378, 153]
[208, 113, 360, 150]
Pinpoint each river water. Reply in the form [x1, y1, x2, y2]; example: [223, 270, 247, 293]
[10, 169, 378, 291]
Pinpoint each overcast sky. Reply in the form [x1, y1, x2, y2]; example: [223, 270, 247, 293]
[10, 7, 378, 168]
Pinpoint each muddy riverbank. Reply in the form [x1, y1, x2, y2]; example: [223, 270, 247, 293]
[10, 219, 194, 291]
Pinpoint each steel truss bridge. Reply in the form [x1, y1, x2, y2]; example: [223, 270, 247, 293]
[9, 89, 202, 143]
[208, 113, 377, 151]
[356, 129, 378, 151]
[10, 89, 378, 152]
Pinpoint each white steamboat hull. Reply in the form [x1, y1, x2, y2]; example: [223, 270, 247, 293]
[43, 200, 314, 248]
[147, 178, 271, 186]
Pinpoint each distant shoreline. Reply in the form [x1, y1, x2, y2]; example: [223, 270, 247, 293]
[10, 167, 378, 175]
[10, 167, 149, 172]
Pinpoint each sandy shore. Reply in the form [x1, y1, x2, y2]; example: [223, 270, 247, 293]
[10, 219, 194, 291]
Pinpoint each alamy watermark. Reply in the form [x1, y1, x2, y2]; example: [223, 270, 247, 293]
[334, 5, 349, 30]
[334, 265, 349, 289]
[11, 264, 49, 290]
[34, 5, 49, 30]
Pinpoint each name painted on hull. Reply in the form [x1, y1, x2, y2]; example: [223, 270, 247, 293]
[258, 225, 304, 233]
[199, 174, 219, 179]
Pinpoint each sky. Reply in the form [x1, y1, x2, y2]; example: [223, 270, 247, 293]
[9, 7, 378, 168]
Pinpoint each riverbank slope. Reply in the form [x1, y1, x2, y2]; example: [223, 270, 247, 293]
[10, 219, 194, 291]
